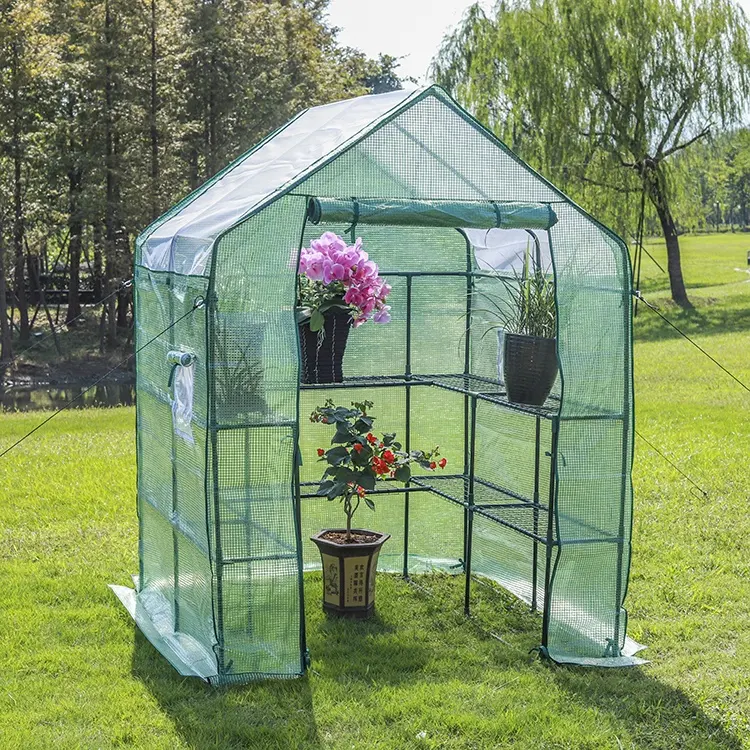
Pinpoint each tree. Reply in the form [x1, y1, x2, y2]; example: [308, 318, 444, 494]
[0, 0, 61, 341]
[175, 0, 379, 187]
[0, 0, 404, 360]
[433, 0, 750, 308]
[724, 129, 750, 227]
[343, 51, 412, 94]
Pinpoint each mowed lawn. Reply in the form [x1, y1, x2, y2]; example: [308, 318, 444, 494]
[1, 233, 749, 749]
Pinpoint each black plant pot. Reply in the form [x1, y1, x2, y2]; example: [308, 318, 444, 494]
[299, 310, 352, 384]
[503, 333, 558, 406]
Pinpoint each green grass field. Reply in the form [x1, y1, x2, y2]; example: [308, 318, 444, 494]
[1, 233, 749, 749]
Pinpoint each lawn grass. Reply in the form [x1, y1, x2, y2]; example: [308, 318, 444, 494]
[1, 233, 749, 748]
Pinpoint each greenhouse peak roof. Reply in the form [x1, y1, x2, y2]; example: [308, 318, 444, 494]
[138, 84, 568, 276]
[140, 87, 430, 275]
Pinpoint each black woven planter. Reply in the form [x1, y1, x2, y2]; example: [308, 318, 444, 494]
[503, 332, 558, 406]
[299, 310, 352, 384]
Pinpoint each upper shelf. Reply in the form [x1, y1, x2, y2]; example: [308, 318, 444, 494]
[300, 373, 561, 419]
[300, 373, 624, 421]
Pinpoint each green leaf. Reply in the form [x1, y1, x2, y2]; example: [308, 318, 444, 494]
[353, 417, 374, 432]
[316, 480, 334, 496]
[331, 426, 353, 444]
[350, 443, 372, 466]
[328, 481, 347, 499]
[382, 432, 396, 446]
[327, 466, 356, 483]
[358, 472, 376, 491]
[364, 496, 376, 511]
[319, 300, 348, 314]
[309, 309, 325, 332]
[326, 446, 350, 465]
[394, 465, 411, 483]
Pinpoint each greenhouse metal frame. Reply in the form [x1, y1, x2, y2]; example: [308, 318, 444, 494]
[111, 85, 645, 685]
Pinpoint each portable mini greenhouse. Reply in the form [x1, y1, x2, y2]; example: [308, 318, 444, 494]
[111, 85, 644, 684]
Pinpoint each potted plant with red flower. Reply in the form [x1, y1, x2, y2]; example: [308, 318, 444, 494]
[309, 399, 446, 618]
[297, 232, 391, 384]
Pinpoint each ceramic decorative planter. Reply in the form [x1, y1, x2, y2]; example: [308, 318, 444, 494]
[503, 332, 558, 406]
[310, 529, 390, 618]
[299, 310, 352, 384]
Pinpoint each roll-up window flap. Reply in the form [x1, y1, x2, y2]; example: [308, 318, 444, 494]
[167, 350, 196, 444]
[307, 197, 557, 230]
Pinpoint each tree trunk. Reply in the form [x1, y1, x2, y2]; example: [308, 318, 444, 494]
[12, 41, 29, 343]
[0, 234, 13, 367]
[188, 146, 200, 190]
[149, 0, 160, 220]
[92, 223, 103, 301]
[66, 167, 83, 325]
[107, 289, 117, 345]
[116, 287, 130, 328]
[13, 172, 29, 342]
[116, 238, 131, 329]
[103, 0, 120, 348]
[26, 252, 41, 305]
[207, 49, 216, 177]
[644, 163, 692, 309]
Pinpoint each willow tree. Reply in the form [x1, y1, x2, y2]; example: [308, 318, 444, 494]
[433, 0, 750, 308]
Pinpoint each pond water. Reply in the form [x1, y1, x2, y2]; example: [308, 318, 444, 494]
[1, 383, 135, 412]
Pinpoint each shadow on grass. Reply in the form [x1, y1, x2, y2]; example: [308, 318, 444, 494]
[430, 575, 744, 749]
[130, 573, 743, 749]
[550, 665, 744, 750]
[128, 577, 425, 749]
[633, 293, 750, 344]
[131, 630, 322, 750]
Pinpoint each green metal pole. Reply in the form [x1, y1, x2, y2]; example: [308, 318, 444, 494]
[464, 397, 478, 615]
[293, 205, 309, 670]
[167, 274, 180, 632]
[541, 417, 559, 650]
[531, 416, 541, 612]
[206, 288, 226, 674]
[403, 275, 413, 579]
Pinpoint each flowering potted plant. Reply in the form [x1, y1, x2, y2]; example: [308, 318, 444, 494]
[309, 399, 446, 618]
[297, 232, 391, 384]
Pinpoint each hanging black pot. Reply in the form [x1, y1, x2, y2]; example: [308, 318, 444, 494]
[503, 332, 558, 406]
[299, 310, 352, 384]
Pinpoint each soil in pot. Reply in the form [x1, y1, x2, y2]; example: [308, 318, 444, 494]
[310, 529, 390, 619]
[319, 530, 381, 544]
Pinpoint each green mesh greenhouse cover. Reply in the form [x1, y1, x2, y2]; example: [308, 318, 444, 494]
[111, 85, 645, 684]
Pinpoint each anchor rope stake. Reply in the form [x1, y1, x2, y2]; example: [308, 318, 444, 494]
[632, 290, 750, 394]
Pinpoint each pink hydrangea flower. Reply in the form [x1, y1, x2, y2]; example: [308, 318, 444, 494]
[373, 305, 391, 324]
[299, 233, 391, 327]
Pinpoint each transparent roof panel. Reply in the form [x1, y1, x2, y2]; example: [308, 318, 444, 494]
[140, 89, 422, 275]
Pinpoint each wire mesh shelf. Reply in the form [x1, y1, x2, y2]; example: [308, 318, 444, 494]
[300, 373, 560, 418]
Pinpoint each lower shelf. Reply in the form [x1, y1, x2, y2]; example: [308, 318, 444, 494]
[321, 473, 621, 547]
